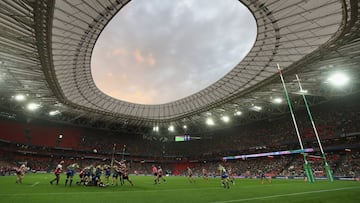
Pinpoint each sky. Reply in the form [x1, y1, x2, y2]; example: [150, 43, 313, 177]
[91, 0, 256, 105]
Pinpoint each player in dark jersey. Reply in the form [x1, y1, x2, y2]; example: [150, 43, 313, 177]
[65, 163, 79, 187]
[83, 165, 96, 186]
[94, 165, 103, 187]
[260, 170, 272, 184]
[228, 167, 235, 185]
[84, 165, 92, 185]
[112, 165, 120, 186]
[104, 165, 111, 186]
[219, 164, 230, 189]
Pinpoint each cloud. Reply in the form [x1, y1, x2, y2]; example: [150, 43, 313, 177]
[91, 0, 257, 104]
[147, 53, 156, 66]
[107, 72, 113, 77]
[109, 89, 156, 104]
[133, 48, 145, 63]
[132, 49, 156, 66]
[112, 48, 127, 56]
[120, 73, 128, 80]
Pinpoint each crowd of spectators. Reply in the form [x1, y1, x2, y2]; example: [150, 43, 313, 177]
[1, 139, 359, 178]
[165, 96, 360, 158]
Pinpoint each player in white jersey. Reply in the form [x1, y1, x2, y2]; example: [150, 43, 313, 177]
[202, 168, 208, 180]
[50, 160, 64, 185]
[187, 167, 195, 183]
[156, 166, 166, 184]
[121, 163, 134, 186]
[16, 161, 27, 184]
[115, 160, 126, 185]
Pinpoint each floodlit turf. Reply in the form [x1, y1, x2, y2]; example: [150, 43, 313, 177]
[0, 174, 359, 203]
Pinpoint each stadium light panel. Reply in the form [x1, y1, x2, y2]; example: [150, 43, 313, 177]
[206, 117, 215, 126]
[299, 89, 308, 94]
[49, 110, 60, 116]
[272, 98, 282, 104]
[250, 105, 262, 112]
[221, 115, 230, 123]
[168, 125, 174, 132]
[327, 72, 349, 87]
[234, 111, 242, 116]
[27, 103, 40, 111]
[14, 94, 26, 101]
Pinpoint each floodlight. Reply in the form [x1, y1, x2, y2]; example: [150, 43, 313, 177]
[27, 103, 40, 111]
[168, 125, 174, 132]
[272, 98, 282, 104]
[14, 94, 26, 101]
[299, 89, 308, 94]
[49, 110, 60, 116]
[327, 72, 349, 87]
[254, 106, 262, 111]
[234, 111, 242, 116]
[206, 118, 214, 126]
[183, 125, 187, 129]
[221, 115, 230, 123]
[251, 105, 262, 111]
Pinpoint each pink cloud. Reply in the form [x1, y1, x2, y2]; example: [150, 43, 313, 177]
[112, 48, 127, 56]
[120, 73, 128, 80]
[108, 90, 155, 104]
[106, 72, 113, 77]
[134, 48, 145, 63]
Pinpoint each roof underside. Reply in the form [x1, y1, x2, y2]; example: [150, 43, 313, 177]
[0, 0, 359, 135]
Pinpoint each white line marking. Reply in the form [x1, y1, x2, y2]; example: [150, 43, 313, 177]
[30, 182, 40, 187]
[211, 186, 360, 203]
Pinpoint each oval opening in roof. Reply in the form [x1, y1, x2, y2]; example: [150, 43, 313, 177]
[91, 0, 257, 105]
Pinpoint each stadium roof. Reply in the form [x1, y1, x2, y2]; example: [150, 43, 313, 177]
[0, 0, 359, 136]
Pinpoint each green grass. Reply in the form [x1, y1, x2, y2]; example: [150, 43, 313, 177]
[0, 174, 359, 203]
